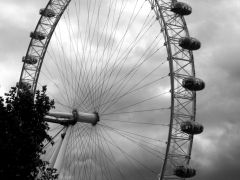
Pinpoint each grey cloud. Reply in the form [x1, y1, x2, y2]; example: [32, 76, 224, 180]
[192, 123, 240, 180]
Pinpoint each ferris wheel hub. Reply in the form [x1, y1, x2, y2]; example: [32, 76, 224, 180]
[72, 110, 100, 126]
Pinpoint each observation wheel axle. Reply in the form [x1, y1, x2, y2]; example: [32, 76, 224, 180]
[44, 110, 100, 126]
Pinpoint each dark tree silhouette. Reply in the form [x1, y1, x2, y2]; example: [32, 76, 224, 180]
[0, 85, 58, 179]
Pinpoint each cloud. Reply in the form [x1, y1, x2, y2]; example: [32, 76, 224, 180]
[0, 0, 49, 95]
[192, 122, 240, 180]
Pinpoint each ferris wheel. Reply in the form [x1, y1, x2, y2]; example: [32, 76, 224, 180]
[19, 0, 205, 179]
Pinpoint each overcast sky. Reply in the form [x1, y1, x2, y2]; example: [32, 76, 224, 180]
[1, 0, 240, 180]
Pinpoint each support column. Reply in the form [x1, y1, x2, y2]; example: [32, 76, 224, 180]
[49, 128, 67, 168]
[53, 126, 72, 171]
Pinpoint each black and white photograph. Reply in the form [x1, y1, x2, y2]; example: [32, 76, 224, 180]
[0, 0, 240, 179]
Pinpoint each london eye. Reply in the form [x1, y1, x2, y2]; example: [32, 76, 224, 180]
[19, 0, 205, 179]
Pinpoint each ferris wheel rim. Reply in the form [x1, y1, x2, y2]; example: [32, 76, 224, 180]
[18, 0, 203, 179]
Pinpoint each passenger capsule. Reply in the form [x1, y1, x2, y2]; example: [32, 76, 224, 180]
[171, 2, 192, 16]
[179, 37, 201, 50]
[39, 8, 56, 18]
[181, 121, 204, 135]
[30, 31, 46, 41]
[174, 166, 196, 178]
[182, 77, 205, 91]
[22, 55, 38, 65]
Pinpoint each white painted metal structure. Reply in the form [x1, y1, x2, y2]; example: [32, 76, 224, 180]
[19, 0, 205, 179]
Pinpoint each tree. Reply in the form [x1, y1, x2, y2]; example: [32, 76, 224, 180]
[0, 85, 58, 179]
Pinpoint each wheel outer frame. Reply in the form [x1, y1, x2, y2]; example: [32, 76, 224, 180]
[19, 0, 197, 179]
[151, 0, 197, 179]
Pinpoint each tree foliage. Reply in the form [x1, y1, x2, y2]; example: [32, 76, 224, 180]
[0, 86, 57, 179]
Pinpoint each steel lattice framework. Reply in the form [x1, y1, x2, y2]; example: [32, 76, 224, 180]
[19, 0, 71, 92]
[19, 0, 202, 179]
[151, 0, 197, 179]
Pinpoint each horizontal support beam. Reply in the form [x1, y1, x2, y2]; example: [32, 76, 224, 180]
[44, 116, 76, 126]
